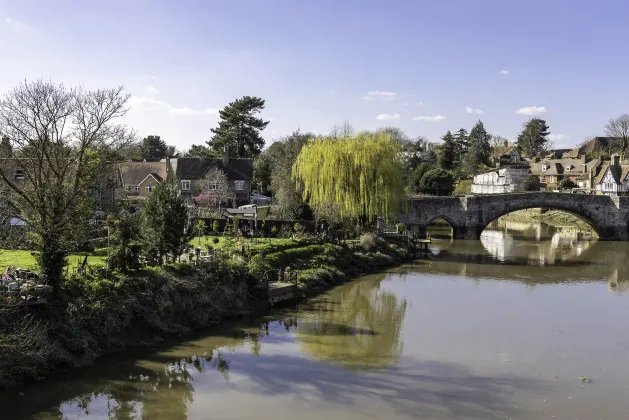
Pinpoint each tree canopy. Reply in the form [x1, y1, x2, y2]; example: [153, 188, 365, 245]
[292, 131, 407, 222]
[418, 168, 454, 196]
[140, 135, 177, 161]
[605, 113, 629, 154]
[438, 131, 456, 170]
[463, 120, 491, 174]
[207, 96, 269, 158]
[517, 118, 549, 158]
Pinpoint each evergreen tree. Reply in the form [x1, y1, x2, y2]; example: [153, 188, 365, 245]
[463, 120, 491, 174]
[438, 131, 456, 170]
[517, 118, 550, 158]
[140, 135, 176, 161]
[453, 128, 468, 165]
[418, 168, 454, 196]
[141, 182, 190, 265]
[207, 96, 270, 158]
[184, 144, 214, 158]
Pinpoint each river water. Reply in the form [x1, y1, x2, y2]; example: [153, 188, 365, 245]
[3, 221, 629, 419]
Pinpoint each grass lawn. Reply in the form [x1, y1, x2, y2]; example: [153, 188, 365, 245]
[0, 249, 108, 271]
[188, 235, 299, 252]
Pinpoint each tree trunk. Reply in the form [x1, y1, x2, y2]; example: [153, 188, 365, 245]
[39, 234, 66, 300]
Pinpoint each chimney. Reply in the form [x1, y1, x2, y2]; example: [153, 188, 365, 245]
[612, 154, 620, 167]
[503, 140, 509, 147]
[165, 157, 170, 174]
[222, 146, 229, 165]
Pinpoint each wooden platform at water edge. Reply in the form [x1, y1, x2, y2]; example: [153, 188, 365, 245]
[267, 282, 298, 305]
[381, 232, 432, 252]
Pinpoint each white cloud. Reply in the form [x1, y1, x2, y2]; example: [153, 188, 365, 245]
[4, 16, 29, 33]
[500, 70, 509, 75]
[516, 106, 547, 115]
[465, 106, 483, 114]
[547, 133, 570, 142]
[376, 113, 400, 121]
[412, 115, 446, 122]
[128, 96, 218, 116]
[146, 85, 160, 94]
[363, 91, 397, 101]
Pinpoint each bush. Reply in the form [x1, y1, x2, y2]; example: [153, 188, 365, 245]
[559, 178, 578, 189]
[409, 162, 434, 192]
[453, 179, 472, 196]
[359, 233, 386, 252]
[418, 168, 454, 196]
[212, 237, 219, 244]
[270, 225, 278, 237]
[212, 220, 220, 234]
[521, 175, 541, 191]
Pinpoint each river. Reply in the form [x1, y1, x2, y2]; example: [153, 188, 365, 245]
[2, 221, 629, 419]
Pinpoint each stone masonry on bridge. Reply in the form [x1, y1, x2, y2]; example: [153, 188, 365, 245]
[400, 192, 629, 240]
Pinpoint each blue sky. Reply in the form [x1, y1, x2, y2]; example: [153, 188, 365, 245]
[1, 0, 628, 151]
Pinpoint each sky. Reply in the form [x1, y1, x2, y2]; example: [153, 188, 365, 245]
[1, 0, 628, 151]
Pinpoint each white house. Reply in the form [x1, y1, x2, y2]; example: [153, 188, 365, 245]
[594, 155, 629, 195]
[471, 166, 531, 194]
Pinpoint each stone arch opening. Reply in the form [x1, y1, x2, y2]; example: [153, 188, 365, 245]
[426, 216, 457, 239]
[479, 206, 602, 240]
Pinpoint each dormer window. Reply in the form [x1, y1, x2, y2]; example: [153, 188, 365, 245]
[542, 165, 548, 171]
[13, 169, 24, 180]
[566, 165, 573, 171]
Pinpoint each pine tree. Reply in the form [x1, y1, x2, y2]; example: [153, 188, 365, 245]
[438, 131, 456, 170]
[140, 135, 176, 161]
[517, 118, 550, 158]
[207, 96, 270, 158]
[141, 182, 190, 265]
[453, 128, 468, 165]
[463, 120, 491, 174]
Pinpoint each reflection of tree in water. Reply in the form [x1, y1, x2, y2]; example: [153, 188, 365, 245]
[296, 273, 407, 369]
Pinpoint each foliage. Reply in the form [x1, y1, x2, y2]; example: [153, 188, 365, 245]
[212, 219, 220, 234]
[139, 135, 177, 161]
[195, 220, 206, 246]
[253, 153, 272, 196]
[359, 233, 386, 252]
[264, 130, 314, 220]
[453, 128, 468, 165]
[140, 182, 190, 264]
[108, 211, 141, 272]
[559, 178, 578, 189]
[0, 80, 133, 297]
[207, 96, 269, 158]
[293, 131, 407, 222]
[521, 175, 541, 191]
[183, 144, 214, 158]
[453, 180, 472, 196]
[195, 167, 236, 211]
[463, 120, 491, 175]
[604, 114, 629, 154]
[409, 162, 434, 192]
[438, 131, 456, 170]
[517, 118, 550, 158]
[418, 169, 454, 196]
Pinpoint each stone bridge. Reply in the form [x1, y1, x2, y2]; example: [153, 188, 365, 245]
[400, 192, 629, 240]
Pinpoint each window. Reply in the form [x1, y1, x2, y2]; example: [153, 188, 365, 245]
[541, 165, 548, 171]
[124, 185, 132, 192]
[181, 180, 191, 191]
[146, 185, 153, 193]
[549, 176, 554, 183]
[565, 165, 572, 171]
[234, 180, 244, 191]
[13, 169, 24, 180]
[135, 185, 140, 192]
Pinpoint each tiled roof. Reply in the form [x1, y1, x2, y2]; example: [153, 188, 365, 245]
[119, 161, 168, 186]
[530, 158, 592, 176]
[169, 157, 253, 181]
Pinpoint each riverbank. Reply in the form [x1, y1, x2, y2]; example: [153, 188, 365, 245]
[0, 237, 408, 390]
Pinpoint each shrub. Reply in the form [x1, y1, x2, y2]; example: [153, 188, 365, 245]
[293, 223, 306, 236]
[270, 225, 278, 237]
[409, 162, 434, 192]
[212, 220, 220, 234]
[453, 179, 472, 196]
[418, 169, 454, 196]
[359, 233, 385, 252]
[559, 178, 578, 189]
[212, 237, 219, 244]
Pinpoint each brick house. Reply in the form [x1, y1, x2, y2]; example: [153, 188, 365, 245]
[529, 155, 603, 190]
[165, 154, 253, 206]
[117, 158, 175, 200]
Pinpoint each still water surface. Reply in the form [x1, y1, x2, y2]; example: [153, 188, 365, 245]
[3, 222, 629, 419]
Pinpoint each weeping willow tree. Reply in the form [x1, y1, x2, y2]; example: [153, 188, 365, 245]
[292, 131, 407, 222]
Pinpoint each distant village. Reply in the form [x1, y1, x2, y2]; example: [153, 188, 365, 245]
[471, 136, 629, 195]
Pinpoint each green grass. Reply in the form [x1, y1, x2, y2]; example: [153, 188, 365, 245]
[0, 249, 107, 271]
[188, 235, 301, 253]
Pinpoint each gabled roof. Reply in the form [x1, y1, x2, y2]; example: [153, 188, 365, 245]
[119, 161, 168, 186]
[169, 157, 253, 181]
[592, 162, 628, 186]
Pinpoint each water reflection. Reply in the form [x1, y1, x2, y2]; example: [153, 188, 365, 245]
[297, 273, 407, 369]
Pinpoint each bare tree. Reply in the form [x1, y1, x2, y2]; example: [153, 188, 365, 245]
[195, 167, 236, 214]
[0, 80, 134, 297]
[490, 135, 510, 148]
[330, 120, 354, 139]
[605, 114, 629, 154]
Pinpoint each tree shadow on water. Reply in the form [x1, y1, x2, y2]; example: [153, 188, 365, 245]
[224, 352, 545, 419]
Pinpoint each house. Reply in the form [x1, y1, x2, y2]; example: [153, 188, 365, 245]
[251, 192, 272, 206]
[471, 165, 531, 194]
[491, 142, 522, 165]
[166, 153, 253, 206]
[117, 159, 174, 199]
[594, 155, 629, 195]
[529, 155, 603, 190]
